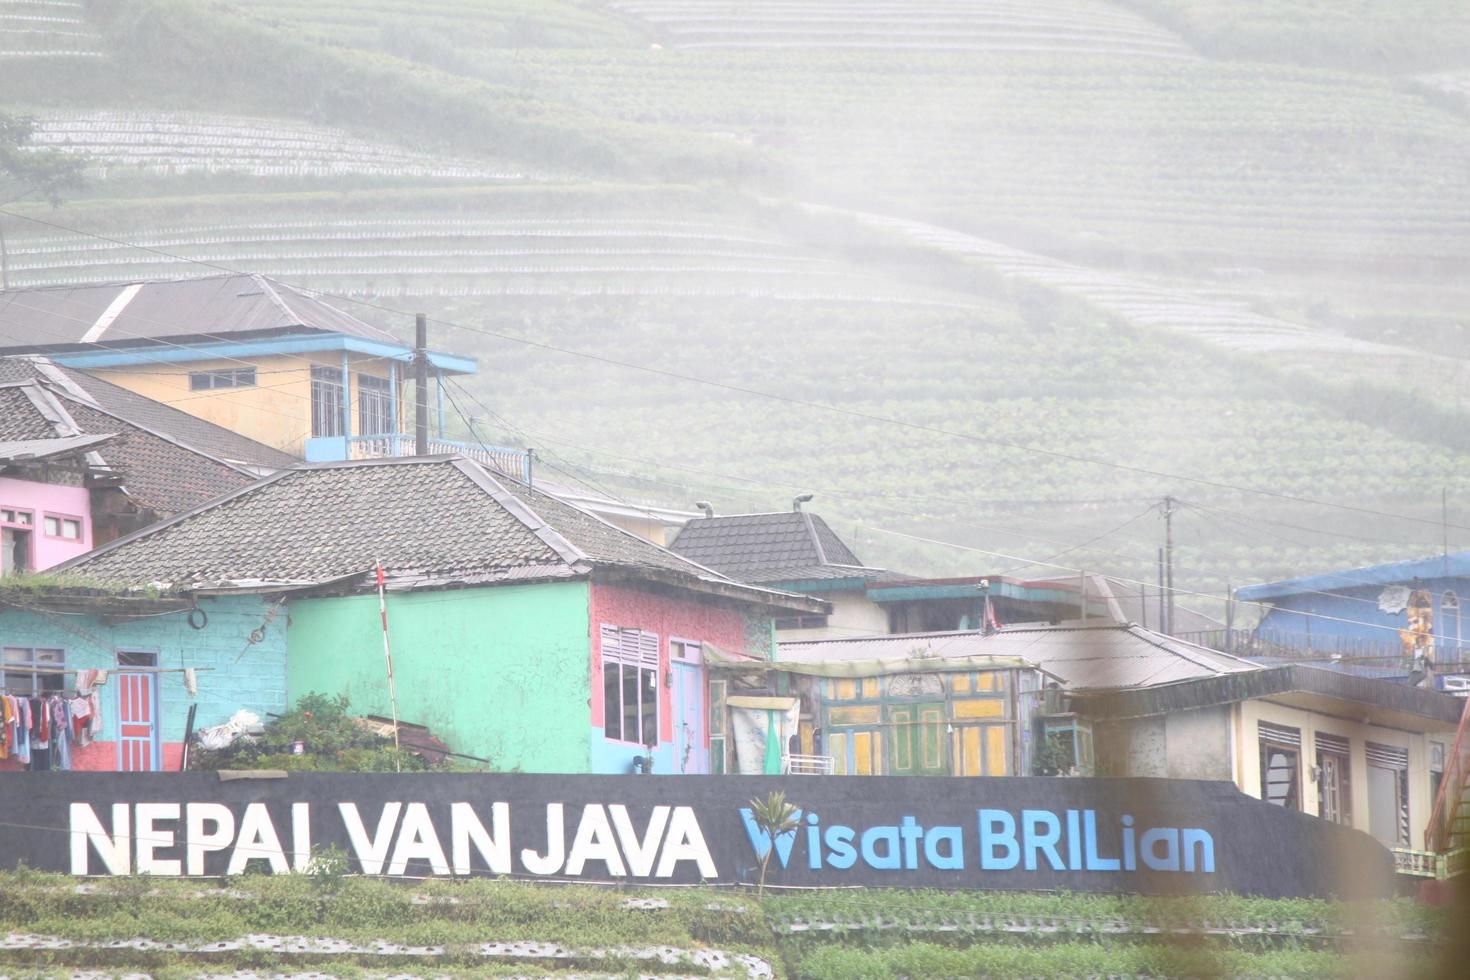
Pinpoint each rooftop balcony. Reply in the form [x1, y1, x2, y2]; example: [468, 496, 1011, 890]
[304, 432, 532, 483]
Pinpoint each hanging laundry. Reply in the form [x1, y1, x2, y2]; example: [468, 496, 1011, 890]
[183, 668, 198, 697]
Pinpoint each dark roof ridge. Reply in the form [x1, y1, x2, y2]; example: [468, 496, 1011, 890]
[483, 462, 752, 587]
[451, 458, 587, 570]
[800, 510, 827, 564]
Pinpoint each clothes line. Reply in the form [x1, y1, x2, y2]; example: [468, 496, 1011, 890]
[1, 666, 216, 675]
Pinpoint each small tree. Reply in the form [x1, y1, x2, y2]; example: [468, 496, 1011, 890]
[0, 110, 88, 288]
[747, 790, 800, 899]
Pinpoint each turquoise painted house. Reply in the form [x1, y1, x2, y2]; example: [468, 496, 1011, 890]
[51, 456, 823, 773]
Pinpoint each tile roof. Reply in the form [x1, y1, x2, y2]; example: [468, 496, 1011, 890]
[0, 379, 255, 515]
[0, 433, 115, 464]
[0, 355, 296, 469]
[777, 623, 1257, 691]
[669, 510, 883, 584]
[0, 273, 398, 352]
[0, 387, 60, 440]
[58, 456, 826, 610]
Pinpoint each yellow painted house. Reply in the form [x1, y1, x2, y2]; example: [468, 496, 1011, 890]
[0, 274, 480, 464]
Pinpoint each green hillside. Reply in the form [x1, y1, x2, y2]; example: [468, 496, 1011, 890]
[3, 0, 1468, 600]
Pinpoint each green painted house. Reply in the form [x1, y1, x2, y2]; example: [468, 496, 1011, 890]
[60, 456, 825, 773]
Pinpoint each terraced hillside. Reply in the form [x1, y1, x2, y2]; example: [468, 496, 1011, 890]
[604, 0, 1197, 57]
[0, 0, 102, 58]
[1, 0, 1468, 592]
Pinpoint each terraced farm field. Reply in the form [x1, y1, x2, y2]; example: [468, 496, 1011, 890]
[0, 0, 102, 58]
[28, 110, 531, 180]
[2, 0, 1468, 588]
[603, 0, 1196, 58]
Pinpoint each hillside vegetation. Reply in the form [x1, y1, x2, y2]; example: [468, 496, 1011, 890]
[2, 0, 1468, 595]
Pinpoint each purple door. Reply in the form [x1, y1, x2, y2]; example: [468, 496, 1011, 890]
[670, 641, 708, 774]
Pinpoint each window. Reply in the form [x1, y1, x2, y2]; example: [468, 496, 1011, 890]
[3, 647, 64, 696]
[189, 367, 256, 390]
[1, 508, 33, 576]
[774, 614, 830, 630]
[601, 626, 659, 746]
[670, 639, 702, 663]
[43, 515, 83, 541]
[1315, 733, 1352, 826]
[1258, 722, 1301, 810]
[358, 373, 394, 436]
[311, 366, 344, 438]
[1366, 742, 1410, 846]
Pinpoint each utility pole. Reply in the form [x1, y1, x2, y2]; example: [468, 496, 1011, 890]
[1225, 581, 1235, 654]
[413, 313, 429, 457]
[1162, 496, 1177, 637]
[1156, 547, 1166, 636]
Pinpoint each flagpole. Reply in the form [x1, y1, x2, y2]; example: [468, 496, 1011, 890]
[375, 559, 403, 770]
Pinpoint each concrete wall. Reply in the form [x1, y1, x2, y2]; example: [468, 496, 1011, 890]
[1094, 708, 1231, 781]
[288, 582, 591, 773]
[0, 476, 92, 570]
[776, 592, 890, 642]
[588, 581, 773, 774]
[95, 351, 397, 456]
[0, 594, 287, 771]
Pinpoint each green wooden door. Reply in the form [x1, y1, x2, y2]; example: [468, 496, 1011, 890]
[888, 703, 947, 776]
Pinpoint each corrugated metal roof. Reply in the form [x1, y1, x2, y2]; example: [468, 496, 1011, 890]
[778, 624, 1257, 690]
[1237, 552, 1470, 602]
[1076, 664, 1463, 727]
[0, 273, 398, 351]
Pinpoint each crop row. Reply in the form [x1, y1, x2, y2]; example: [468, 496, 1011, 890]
[28, 111, 524, 180]
[605, 0, 1195, 58]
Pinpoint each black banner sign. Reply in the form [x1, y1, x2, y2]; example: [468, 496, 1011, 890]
[0, 773, 1393, 898]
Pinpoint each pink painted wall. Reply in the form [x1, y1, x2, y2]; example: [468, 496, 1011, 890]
[0, 477, 92, 570]
[588, 581, 767, 739]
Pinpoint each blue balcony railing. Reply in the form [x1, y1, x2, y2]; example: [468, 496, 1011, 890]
[305, 433, 532, 483]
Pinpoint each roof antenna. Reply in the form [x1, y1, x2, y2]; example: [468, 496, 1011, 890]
[694, 501, 714, 518]
[792, 493, 814, 512]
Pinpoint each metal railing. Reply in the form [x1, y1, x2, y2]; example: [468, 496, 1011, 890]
[347, 433, 532, 483]
[1393, 845, 1470, 879]
[784, 753, 835, 775]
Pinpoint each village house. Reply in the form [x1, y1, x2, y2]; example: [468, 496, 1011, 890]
[1, 358, 278, 567]
[1231, 551, 1470, 689]
[0, 273, 477, 463]
[669, 502, 1096, 641]
[34, 455, 824, 774]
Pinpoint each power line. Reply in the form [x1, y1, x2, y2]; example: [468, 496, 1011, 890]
[3, 205, 1468, 533]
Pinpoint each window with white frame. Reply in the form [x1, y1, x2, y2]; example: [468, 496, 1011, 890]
[1, 508, 34, 576]
[358, 373, 394, 436]
[43, 515, 83, 541]
[601, 626, 659, 746]
[3, 646, 65, 695]
[189, 367, 256, 390]
[310, 366, 344, 438]
[1366, 742, 1410, 847]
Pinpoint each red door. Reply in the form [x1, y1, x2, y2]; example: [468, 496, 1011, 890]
[117, 670, 160, 771]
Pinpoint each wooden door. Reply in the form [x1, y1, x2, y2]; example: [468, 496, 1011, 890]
[116, 671, 160, 771]
[888, 703, 946, 776]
